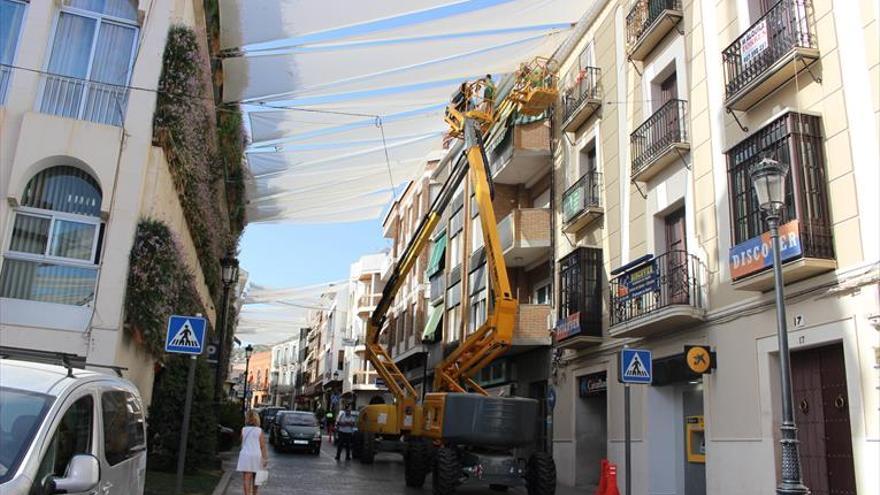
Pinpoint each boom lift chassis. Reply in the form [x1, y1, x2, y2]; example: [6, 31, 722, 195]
[356, 61, 559, 495]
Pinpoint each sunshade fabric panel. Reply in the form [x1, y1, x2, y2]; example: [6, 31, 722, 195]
[219, 0, 461, 50]
[426, 232, 447, 277]
[222, 30, 567, 102]
[422, 305, 443, 342]
[247, 188, 393, 224]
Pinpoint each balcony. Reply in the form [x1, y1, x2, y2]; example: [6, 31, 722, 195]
[555, 247, 604, 349]
[498, 208, 551, 267]
[723, 0, 818, 111]
[487, 120, 551, 185]
[38, 73, 129, 127]
[0, 64, 12, 105]
[510, 304, 552, 349]
[626, 0, 683, 62]
[562, 171, 603, 233]
[609, 251, 705, 338]
[630, 99, 689, 182]
[561, 66, 602, 132]
[351, 370, 384, 391]
[357, 293, 381, 317]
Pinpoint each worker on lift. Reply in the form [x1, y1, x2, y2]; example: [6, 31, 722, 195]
[481, 74, 496, 114]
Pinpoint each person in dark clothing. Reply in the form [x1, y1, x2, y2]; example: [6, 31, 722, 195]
[334, 403, 357, 461]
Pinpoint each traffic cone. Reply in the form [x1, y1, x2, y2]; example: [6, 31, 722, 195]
[603, 462, 620, 495]
[594, 459, 608, 495]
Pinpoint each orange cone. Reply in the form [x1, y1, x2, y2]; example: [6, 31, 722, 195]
[595, 459, 608, 495]
[603, 463, 620, 495]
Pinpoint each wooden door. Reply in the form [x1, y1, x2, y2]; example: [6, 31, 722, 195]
[791, 344, 857, 495]
[664, 208, 689, 304]
[659, 73, 679, 143]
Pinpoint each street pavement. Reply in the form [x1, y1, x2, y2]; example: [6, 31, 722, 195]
[223, 435, 585, 495]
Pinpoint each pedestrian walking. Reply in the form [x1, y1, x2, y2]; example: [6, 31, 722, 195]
[237, 410, 269, 495]
[334, 403, 357, 461]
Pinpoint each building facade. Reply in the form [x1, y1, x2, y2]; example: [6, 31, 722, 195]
[0, 0, 245, 406]
[246, 349, 271, 409]
[270, 336, 299, 407]
[550, 1, 879, 494]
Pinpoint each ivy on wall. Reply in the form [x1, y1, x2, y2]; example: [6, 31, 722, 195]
[124, 219, 208, 357]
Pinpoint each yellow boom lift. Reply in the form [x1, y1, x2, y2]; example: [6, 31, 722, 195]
[356, 58, 559, 495]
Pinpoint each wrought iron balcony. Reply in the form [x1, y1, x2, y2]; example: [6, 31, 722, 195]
[609, 251, 705, 337]
[626, 0, 683, 61]
[562, 171, 603, 232]
[555, 247, 603, 349]
[561, 66, 602, 132]
[38, 73, 129, 126]
[723, 0, 818, 110]
[630, 99, 689, 181]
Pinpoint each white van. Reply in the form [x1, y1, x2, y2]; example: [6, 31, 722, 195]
[0, 356, 147, 495]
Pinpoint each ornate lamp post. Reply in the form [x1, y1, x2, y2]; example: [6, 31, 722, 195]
[214, 253, 240, 401]
[242, 344, 254, 415]
[749, 157, 809, 495]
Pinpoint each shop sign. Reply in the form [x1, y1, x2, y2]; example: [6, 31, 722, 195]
[729, 221, 802, 279]
[579, 372, 607, 397]
[615, 260, 659, 303]
[555, 312, 582, 341]
[684, 345, 714, 374]
[741, 18, 769, 67]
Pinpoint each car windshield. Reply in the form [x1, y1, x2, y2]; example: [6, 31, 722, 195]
[282, 413, 317, 426]
[0, 387, 54, 484]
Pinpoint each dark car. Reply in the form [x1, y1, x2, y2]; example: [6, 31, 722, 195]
[271, 411, 321, 454]
[259, 406, 285, 432]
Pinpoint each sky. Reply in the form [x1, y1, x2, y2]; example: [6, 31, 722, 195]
[238, 219, 390, 289]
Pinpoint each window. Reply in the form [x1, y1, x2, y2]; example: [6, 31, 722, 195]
[40, 0, 138, 126]
[0, 387, 53, 485]
[1, 166, 103, 306]
[557, 247, 603, 337]
[533, 280, 551, 304]
[0, 0, 27, 104]
[445, 281, 461, 343]
[726, 113, 835, 270]
[449, 206, 464, 268]
[471, 215, 484, 252]
[337, 350, 344, 371]
[101, 391, 145, 466]
[468, 291, 487, 334]
[33, 395, 93, 493]
[578, 139, 597, 182]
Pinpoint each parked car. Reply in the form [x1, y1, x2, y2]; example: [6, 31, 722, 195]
[0, 356, 147, 495]
[259, 406, 285, 432]
[271, 411, 321, 454]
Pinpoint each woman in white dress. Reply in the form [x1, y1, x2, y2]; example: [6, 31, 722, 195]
[237, 409, 268, 495]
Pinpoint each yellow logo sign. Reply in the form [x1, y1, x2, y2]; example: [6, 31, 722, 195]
[686, 346, 712, 374]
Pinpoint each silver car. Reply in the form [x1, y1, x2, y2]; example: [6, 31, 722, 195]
[0, 358, 147, 495]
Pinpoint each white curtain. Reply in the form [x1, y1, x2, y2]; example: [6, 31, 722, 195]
[85, 21, 136, 124]
[69, 0, 138, 20]
[0, 0, 26, 64]
[47, 13, 95, 78]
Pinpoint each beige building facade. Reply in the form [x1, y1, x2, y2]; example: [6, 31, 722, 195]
[551, 1, 879, 494]
[0, 0, 227, 406]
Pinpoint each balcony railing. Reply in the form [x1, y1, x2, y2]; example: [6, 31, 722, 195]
[0, 64, 12, 105]
[631, 99, 688, 180]
[722, 0, 817, 109]
[610, 251, 703, 328]
[561, 66, 601, 131]
[626, 0, 683, 60]
[38, 73, 129, 127]
[562, 171, 603, 227]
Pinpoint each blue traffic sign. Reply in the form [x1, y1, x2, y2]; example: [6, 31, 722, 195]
[165, 315, 207, 355]
[619, 349, 652, 384]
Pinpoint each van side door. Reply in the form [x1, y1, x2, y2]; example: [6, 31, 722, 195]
[98, 388, 147, 495]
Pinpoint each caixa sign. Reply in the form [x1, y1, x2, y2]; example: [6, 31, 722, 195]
[729, 221, 802, 279]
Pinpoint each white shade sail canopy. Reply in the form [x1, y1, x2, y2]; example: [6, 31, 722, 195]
[237, 281, 346, 345]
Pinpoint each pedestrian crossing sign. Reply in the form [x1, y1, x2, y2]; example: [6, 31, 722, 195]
[619, 349, 652, 384]
[165, 315, 207, 355]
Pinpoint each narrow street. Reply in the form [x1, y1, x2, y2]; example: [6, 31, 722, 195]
[224, 436, 583, 495]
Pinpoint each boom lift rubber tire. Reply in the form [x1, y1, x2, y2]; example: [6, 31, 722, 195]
[432, 447, 462, 495]
[359, 432, 376, 464]
[526, 452, 556, 495]
[404, 439, 430, 487]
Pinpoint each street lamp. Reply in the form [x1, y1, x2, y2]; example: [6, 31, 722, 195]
[242, 344, 254, 415]
[749, 157, 809, 495]
[214, 253, 240, 401]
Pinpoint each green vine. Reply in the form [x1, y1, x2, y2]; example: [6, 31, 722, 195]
[124, 219, 209, 357]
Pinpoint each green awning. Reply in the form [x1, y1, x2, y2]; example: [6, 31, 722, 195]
[422, 305, 443, 343]
[426, 232, 447, 277]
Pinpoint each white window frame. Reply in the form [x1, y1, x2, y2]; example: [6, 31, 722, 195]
[4, 206, 103, 272]
[533, 279, 551, 305]
[39, 2, 139, 120]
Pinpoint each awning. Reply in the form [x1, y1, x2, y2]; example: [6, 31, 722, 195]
[422, 305, 443, 343]
[426, 232, 447, 277]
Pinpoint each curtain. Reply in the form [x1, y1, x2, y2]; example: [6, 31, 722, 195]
[70, 0, 138, 21]
[42, 13, 95, 118]
[0, 259, 97, 306]
[21, 166, 103, 216]
[0, 0, 26, 64]
[85, 21, 136, 124]
[9, 215, 50, 255]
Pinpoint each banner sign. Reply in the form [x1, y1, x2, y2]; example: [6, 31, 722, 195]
[741, 18, 769, 67]
[729, 221, 802, 279]
[615, 259, 659, 303]
[555, 312, 582, 341]
[579, 372, 608, 397]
